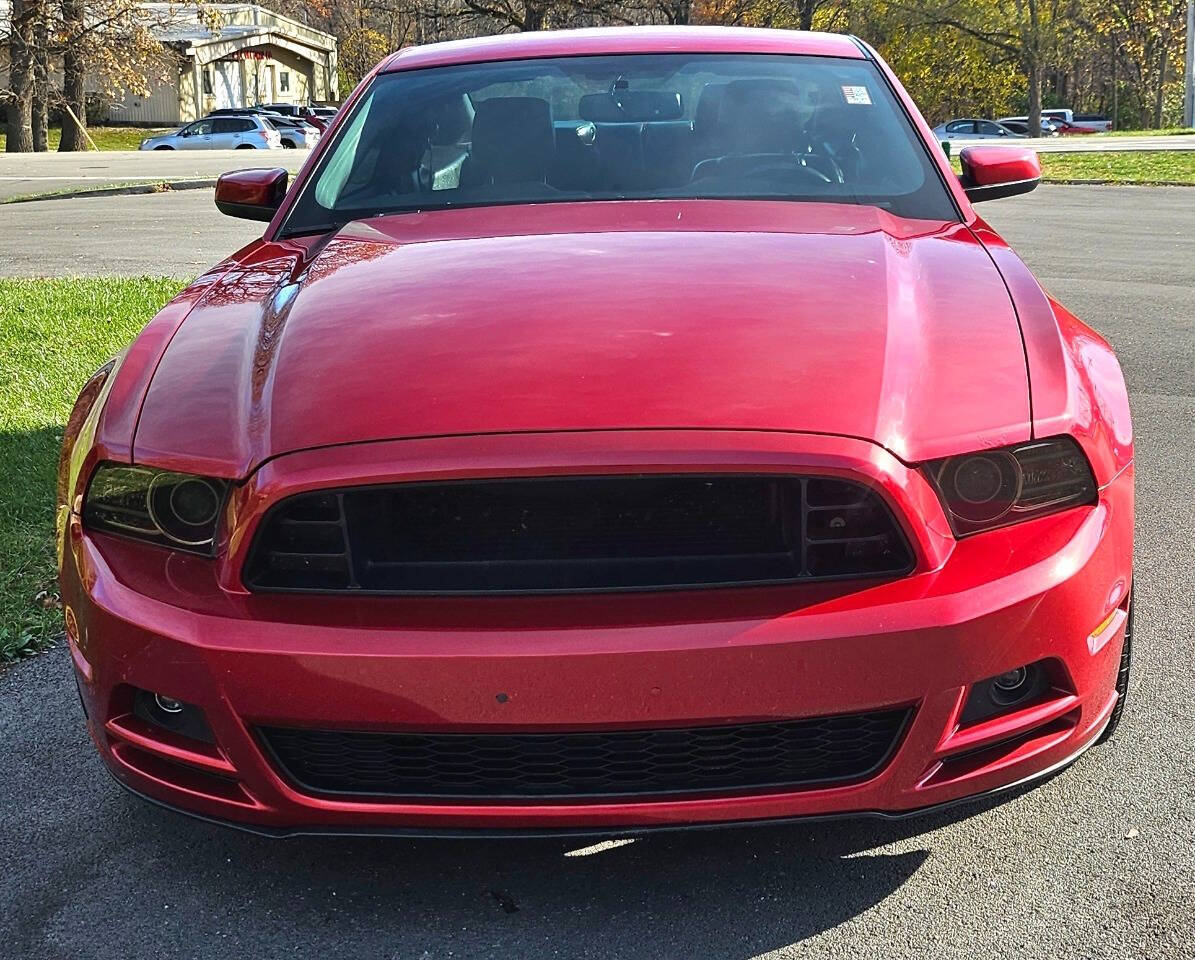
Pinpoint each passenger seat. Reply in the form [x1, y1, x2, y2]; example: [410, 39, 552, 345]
[461, 97, 556, 189]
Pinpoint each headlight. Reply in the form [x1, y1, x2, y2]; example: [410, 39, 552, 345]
[83, 464, 229, 554]
[925, 436, 1097, 536]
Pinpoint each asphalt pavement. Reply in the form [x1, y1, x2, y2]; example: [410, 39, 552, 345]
[0, 190, 261, 276]
[1, 185, 1193, 959]
[0, 148, 311, 201]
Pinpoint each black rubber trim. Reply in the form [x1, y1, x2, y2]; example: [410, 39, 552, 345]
[216, 200, 279, 222]
[960, 176, 1041, 203]
[102, 746, 1080, 841]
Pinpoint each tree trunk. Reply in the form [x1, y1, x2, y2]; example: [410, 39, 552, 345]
[1153, 45, 1168, 129]
[59, 6, 90, 153]
[798, 0, 817, 31]
[1111, 35, 1119, 132]
[32, 13, 50, 152]
[1027, 59, 1043, 136]
[6, 0, 35, 153]
[522, 4, 546, 30]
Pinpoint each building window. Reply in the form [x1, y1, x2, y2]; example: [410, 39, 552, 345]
[280, 71, 290, 93]
[202, 67, 212, 96]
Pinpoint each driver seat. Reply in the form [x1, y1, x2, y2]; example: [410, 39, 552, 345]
[690, 79, 804, 183]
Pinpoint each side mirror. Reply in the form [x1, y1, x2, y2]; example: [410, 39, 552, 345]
[958, 146, 1041, 203]
[215, 168, 289, 222]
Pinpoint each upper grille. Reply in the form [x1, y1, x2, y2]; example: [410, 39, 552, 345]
[244, 474, 913, 595]
[257, 708, 911, 800]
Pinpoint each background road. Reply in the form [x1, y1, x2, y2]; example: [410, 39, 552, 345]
[0, 149, 311, 201]
[1, 185, 1193, 959]
[0, 191, 259, 276]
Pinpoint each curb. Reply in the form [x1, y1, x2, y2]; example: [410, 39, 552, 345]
[3, 178, 217, 204]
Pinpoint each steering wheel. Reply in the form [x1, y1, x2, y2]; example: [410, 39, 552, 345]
[691, 152, 836, 186]
[734, 154, 835, 185]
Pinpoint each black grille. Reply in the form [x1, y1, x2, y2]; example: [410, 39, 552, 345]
[258, 709, 911, 800]
[245, 474, 913, 594]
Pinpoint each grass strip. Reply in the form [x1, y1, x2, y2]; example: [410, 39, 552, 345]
[0, 277, 184, 661]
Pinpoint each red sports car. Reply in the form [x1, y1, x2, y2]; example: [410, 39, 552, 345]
[59, 27, 1134, 836]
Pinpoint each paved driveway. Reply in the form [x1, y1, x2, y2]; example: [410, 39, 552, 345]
[0, 190, 260, 277]
[1, 185, 1193, 959]
[0, 148, 311, 201]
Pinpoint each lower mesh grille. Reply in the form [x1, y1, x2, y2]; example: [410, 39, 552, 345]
[245, 474, 914, 594]
[257, 709, 911, 800]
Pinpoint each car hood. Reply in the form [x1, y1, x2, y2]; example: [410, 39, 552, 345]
[134, 200, 1031, 477]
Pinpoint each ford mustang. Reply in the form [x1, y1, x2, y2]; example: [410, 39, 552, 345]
[59, 27, 1134, 836]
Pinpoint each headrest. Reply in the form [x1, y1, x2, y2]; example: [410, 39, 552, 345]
[717, 79, 803, 154]
[469, 97, 555, 183]
[578, 91, 683, 123]
[694, 82, 729, 140]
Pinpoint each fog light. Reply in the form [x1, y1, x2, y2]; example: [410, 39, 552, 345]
[959, 661, 1052, 726]
[990, 667, 1030, 704]
[133, 688, 214, 744]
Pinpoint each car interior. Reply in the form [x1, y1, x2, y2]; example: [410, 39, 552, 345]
[291, 55, 958, 230]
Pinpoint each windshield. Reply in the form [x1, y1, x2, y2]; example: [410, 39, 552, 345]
[281, 53, 956, 235]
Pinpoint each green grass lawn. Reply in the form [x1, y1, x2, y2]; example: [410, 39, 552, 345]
[1038, 150, 1195, 184]
[1103, 127, 1195, 137]
[0, 126, 174, 152]
[0, 277, 183, 661]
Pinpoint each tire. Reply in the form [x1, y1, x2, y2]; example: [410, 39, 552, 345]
[235, 144, 256, 149]
[1097, 588, 1133, 744]
[281, 140, 296, 149]
[154, 145, 174, 150]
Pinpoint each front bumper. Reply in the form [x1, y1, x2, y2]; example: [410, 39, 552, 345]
[62, 432, 1133, 835]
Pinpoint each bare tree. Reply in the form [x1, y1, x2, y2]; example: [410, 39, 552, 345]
[5, 0, 36, 152]
[58, 0, 88, 151]
[32, 7, 50, 150]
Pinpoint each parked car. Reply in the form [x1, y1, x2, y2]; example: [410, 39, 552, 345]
[259, 103, 331, 132]
[1071, 113, 1113, 132]
[65, 27, 1133, 836]
[996, 118, 1060, 137]
[209, 107, 282, 116]
[1001, 113, 1108, 135]
[933, 118, 1026, 140]
[139, 115, 282, 150]
[261, 114, 321, 149]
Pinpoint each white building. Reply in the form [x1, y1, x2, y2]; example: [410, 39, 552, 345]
[0, 3, 339, 126]
[112, 4, 339, 124]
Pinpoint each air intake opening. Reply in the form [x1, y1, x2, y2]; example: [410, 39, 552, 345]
[245, 474, 915, 595]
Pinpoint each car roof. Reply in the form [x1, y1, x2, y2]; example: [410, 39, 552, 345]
[379, 26, 866, 74]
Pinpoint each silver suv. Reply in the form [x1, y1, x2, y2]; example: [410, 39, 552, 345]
[140, 115, 283, 150]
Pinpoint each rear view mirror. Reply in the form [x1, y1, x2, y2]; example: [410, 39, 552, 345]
[578, 91, 684, 122]
[214, 168, 289, 222]
[957, 146, 1041, 202]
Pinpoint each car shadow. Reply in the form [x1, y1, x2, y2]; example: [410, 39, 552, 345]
[7, 613, 1057, 959]
[106, 763, 1038, 958]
